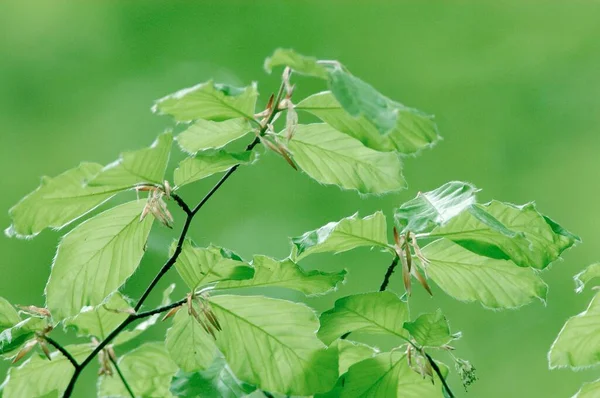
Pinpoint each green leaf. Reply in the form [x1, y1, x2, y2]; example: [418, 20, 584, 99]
[174, 150, 254, 188]
[176, 118, 253, 154]
[430, 200, 579, 269]
[341, 352, 443, 397]
[2, 344, 92, 398]
[393, 181, 478, 233]
[46, 200, 154, 320]
[334, 340, 379, 375]
[573, 379, 600, 398]
[173, 239, 254, 290]
[0, 297, 21, 330]
[264, 48, 328, 79]
[88, 133, 173, 189]
[575, 263, 600, 293]
[165, 301, 218, 372]
[297, 91, 440, 154]
[422, 239, 547, 309]
[318, 292, 409, 345]
[291, 212, 390, 261]
[170, 357, 257, 398]
[5, 163, 118, 239]
[549, 292, 600, 369]
[287, 124, 406, 194]
[98, 342, 178, 398]
[210, 295, 338, 395]
[153, 81, 258, 122]
[0, 317, 47, 355]
[403, 309, 460, 348]
[64, 292, 131, 340]
[218, 255, 346, 296]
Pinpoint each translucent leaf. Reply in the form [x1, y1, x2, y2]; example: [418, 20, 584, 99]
[165, 301, 218, 372]
[46, 200, 154, 320]
[218, 255, 346, 296]
[318, 292, 409, 345]
[430, 201, 580, 269]
[287, 124, 406, 195]
[210, 295, 338, 395]
[341, 352, 443, 397]
[575, 263, 600, 293]
[549, 292, 600, 369]
[174, 150, 254, 188]
[173, 239, 254, 290]
[573, 379, 600, 398]
[0, 317, 47, 355]
[264, 48, 328, 79]
[88, 133, 173, 189]
[334, 340, 378, 375]
[2, 344, 92, 398]
[403, 309, 460, 348]
[0, 297, 21, 330]
[64, 292, 131, 340]
[393, 181, 478, 233]
[291, 212, 390, 261]
[170, 356, 257, 398]
[176, 118, 253, 154]
[153, 81, 258, 123]
[422, 239, 547, 309]
[98, 342, 178, 398]
[297, 91, 440, 154]
[5, 163, 118, 239]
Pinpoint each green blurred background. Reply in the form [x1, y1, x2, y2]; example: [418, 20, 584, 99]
[1, 1, 599, 396]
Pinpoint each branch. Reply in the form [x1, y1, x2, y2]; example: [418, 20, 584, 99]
[109, 355, 135, 398]
[43, 336, 79, 368]
[425, 353, 455, 398]
[378, 255, 400, 291]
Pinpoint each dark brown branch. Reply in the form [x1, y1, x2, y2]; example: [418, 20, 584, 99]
[43, 336, 79, 368]
[379, 255, 400, 291]
[109, 355, 135, 398]
[425, 353, 455, 398]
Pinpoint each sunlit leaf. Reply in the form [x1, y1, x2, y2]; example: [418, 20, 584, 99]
[98, 342, 178, 398]
[575, 263, 600, 293]
[153, 81, 258, 122]
[173, 239, 254, 290]
[210, 295, 338, 395]
[174, 150, 254, 188]
[291, 212, 390, 261]
[549, 292, 600, 369]
[393, 181, 478, 233]
[573, 379, 600, 398]
[287, 124, 406, 194]
[0, 297, 21, 330]
[46, 200, 153, 320]
[264, 48, 328, 79]
[176, 118, 253, 154]
[218, 255, 346, 296]
[64, 292, 132, 340]
[2, 344, 92, 398]
[5, 163, 117, 239]
[318, 292, 409, 345]
[422, 239, 547, 309]
[297, 91, 440, 154]
[334, 340, 379, 375]
[403, 309, 460, 348]
[0, 317, 47, 356]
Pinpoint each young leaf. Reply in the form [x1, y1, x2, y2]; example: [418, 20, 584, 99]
[264, 48, 329, 79]
[393, 181, 478, 233]
[170, 356, 257, 398]
[174, 150, 254, 188]
[549, 292, 600, 369]
[341, 352, 444, 397]
[318, 292, 409, 345]
[210, 295, 339, 395]
[88, 133, 173, 189]
[64, 292, 133, 340]
[5, 163, 117, 239]
[1, 344, 92, 398]
[176, 118, 253, 154]
[98, 342, 178, 398]
[430, 201, 580, 269]
[575, 263, 600, 293]
[334, 339, 379, 375]
[403, 309, 460, 348]
[153, 80, 258, 122]
[0, 317, 47, 355]
[0, 297, 21, 330]
[572, 379, 600, 398]
[165, 301, 218, 372]
[218, 255, 346, 296]
[291, 212, 390, 261]
[287, 124, 406, 194]
[422, 239, 548, 309]
[173, 239, 254, 290]
[45, 200, 154, 320]
[297, 91, 440, 154]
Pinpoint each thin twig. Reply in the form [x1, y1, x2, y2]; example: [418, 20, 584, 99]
[425, 353, 455, 398]
[109, 355, 135, 398]
[43, 336, 79, 368]
[171, 193, 192, 215]
[379, 255, 400, 291]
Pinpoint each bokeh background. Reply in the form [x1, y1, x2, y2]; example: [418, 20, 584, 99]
[1, 1, 599, 397]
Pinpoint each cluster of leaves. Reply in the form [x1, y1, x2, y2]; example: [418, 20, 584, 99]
[548, 263, 600, 397]
[0, 49, 580, 398]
